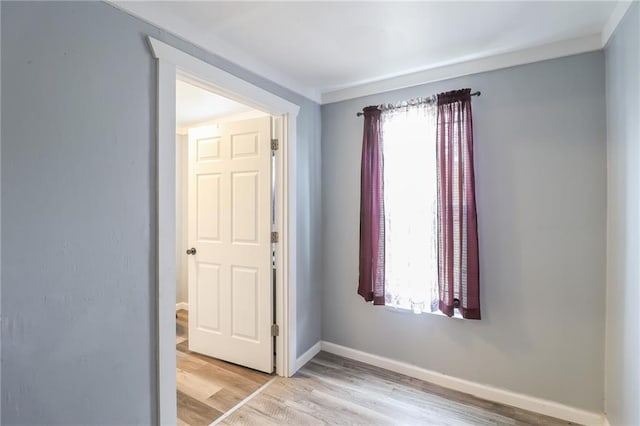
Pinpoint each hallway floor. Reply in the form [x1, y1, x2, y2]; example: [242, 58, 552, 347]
[176, 309, 273, 426]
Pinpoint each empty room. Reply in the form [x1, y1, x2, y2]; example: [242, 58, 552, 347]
[1, 1, 638, 426]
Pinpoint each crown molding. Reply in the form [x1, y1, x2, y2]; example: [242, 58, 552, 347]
[601, 1, 634, 47]
[111, 0, 628, 106]
[320, 34, 602, 105]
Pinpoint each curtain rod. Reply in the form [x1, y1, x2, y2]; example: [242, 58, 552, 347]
[356, 91, 481, 117]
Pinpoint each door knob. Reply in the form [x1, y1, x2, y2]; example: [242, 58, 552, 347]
[186, 248, 197, 255]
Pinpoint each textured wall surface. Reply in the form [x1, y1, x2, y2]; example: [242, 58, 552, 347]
[604, 3, 640, 425]
[1, 2, 321, 424]
[322, 52, 606, 411]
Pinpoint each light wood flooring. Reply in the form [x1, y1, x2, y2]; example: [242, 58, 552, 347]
[221, 352, 577, 426]
[176, 310, 273, 426]
[177, 310, 575, 425]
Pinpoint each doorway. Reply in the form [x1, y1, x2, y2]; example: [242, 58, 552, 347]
[175, 80, 278, 424]
[176, 80, 277, 373]
[149, 36, 300, 425]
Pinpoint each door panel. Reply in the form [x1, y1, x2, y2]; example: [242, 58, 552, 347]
[231, 266, 259, 341]
[231, 132, 260, 158]
[232, 172, 259, 243]
[196, 174, 221, 241]
[196, 136, 221, 161]
[187, 116, 273, 373]
[195, 263, 221, 333]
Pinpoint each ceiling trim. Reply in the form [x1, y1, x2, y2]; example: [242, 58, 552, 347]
[321, 34, 603, 105]
[112, 1, 624, 107]
[601, 1, 634, 47]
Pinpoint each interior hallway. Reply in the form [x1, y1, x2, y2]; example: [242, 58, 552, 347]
[176, 310, 273, 425]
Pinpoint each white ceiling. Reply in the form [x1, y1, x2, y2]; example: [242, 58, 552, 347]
[176, 79, 250, 126]
[114, 1, 625, 103]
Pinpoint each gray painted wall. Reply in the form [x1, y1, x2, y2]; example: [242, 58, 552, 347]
[321, 52, 606, 411]
[604, 3, 640, 425]
[1, 1, 321, 424]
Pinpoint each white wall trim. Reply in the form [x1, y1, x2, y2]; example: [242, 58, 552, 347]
[601, 2, 634, 47]
[320, 341, 605, 426]
[294, 341, 322, 372]
[321, 34, 602, 104]
[155, 54, 178, 426]
[175, 302, 188, 312]
[149, 36, 299, 425]
[602, 415, 611, 426]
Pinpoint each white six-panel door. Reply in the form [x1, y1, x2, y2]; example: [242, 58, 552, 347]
[187, 116, 273, 373]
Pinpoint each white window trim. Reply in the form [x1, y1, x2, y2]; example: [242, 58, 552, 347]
[148, 36, 299, 425]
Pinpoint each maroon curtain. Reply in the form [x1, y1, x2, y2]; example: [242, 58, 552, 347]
[358, 106, 385, 305]
[436, 89, 481, 319]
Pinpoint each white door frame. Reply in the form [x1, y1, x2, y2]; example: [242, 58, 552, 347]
[148, 37, 299, 425]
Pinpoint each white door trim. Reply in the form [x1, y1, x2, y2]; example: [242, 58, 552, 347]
[148, 36, 299, 425]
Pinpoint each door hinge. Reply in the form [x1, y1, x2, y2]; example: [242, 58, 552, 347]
[271, 139, 279, 151]
[271, 231, 279, 243]
[271, 324, 279, 337]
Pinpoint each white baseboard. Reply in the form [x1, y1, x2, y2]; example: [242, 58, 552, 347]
[320, 341, 605, 426]
[295, 341, 322, 373]
[176, 302, 188, 311]
[602, 416, 611, 426]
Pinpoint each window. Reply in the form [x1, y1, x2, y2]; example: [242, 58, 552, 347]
[381, 103, 438, 313]
[358, 89, 480, 320]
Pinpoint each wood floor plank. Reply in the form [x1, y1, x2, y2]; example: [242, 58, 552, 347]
[219, 404, 282, 426]
[197, 355, 273, 385]
[176, 340, 190, 354]
[177, 367, 224, 402]
[177, 349, 208, 372]
[177, 390, 224, 426]
[188, 362, 265, 398]
[223, 390, 332, 426]
[222, 351, 577, 426]
[205, 388, 244, 413]
[177, 344, 272, 385]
